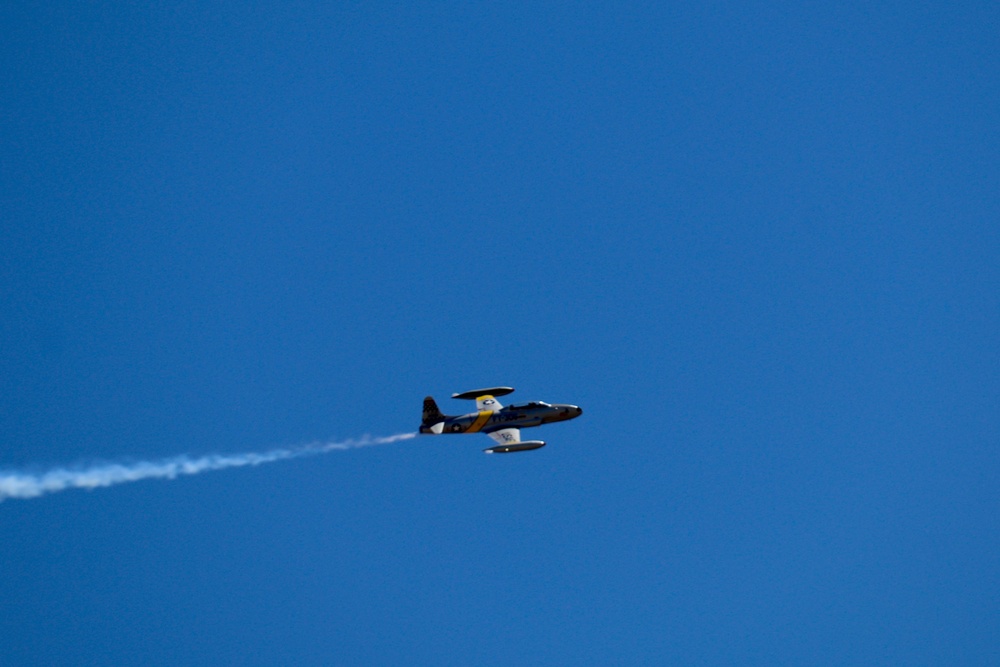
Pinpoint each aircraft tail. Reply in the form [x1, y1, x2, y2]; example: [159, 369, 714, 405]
[422, 396, 445, 426]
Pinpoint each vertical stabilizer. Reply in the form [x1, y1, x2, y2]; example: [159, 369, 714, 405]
[422, 396, 445, 425]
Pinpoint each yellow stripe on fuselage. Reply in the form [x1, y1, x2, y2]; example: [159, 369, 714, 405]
[467, 410, 493, 433]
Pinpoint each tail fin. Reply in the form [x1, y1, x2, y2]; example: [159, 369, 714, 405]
[422, 396, 445, 425]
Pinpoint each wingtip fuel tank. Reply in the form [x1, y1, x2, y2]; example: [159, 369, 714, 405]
[451, 387, 515, 400]
[483, 440, 546, 454]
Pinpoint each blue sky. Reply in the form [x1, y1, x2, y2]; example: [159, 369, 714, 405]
[2, 2, 998, 665]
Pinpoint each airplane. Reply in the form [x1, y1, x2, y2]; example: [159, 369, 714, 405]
[419, 387, 583, 453]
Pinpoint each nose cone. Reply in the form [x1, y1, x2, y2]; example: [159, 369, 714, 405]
[561, 404, 583, 419]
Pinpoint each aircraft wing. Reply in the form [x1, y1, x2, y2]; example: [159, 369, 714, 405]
[486, 428, 521, 445]
[488, 428, 521, 445]
[477, 395, 503, 411]
[484, 427, 545, 453]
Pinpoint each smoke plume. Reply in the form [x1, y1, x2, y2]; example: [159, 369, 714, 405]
[0, 432, 416, 502]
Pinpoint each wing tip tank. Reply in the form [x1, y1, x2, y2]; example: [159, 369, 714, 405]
[452, 387, 515, 400]
[483, 440, 545, 454]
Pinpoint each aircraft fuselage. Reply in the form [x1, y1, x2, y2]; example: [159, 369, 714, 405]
[419, 402, 583, 435]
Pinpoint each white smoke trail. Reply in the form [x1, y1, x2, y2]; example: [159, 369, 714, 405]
[0, 432, 416, 502]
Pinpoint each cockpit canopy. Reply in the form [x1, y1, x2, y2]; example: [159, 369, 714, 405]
[504, 401, 551, 410]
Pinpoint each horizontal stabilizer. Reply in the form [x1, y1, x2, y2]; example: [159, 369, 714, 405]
[483, 440, 545, 454]
[453, 387, 515, 400]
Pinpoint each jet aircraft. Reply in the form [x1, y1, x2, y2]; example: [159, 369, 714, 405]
[419, 387, 583, 453]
